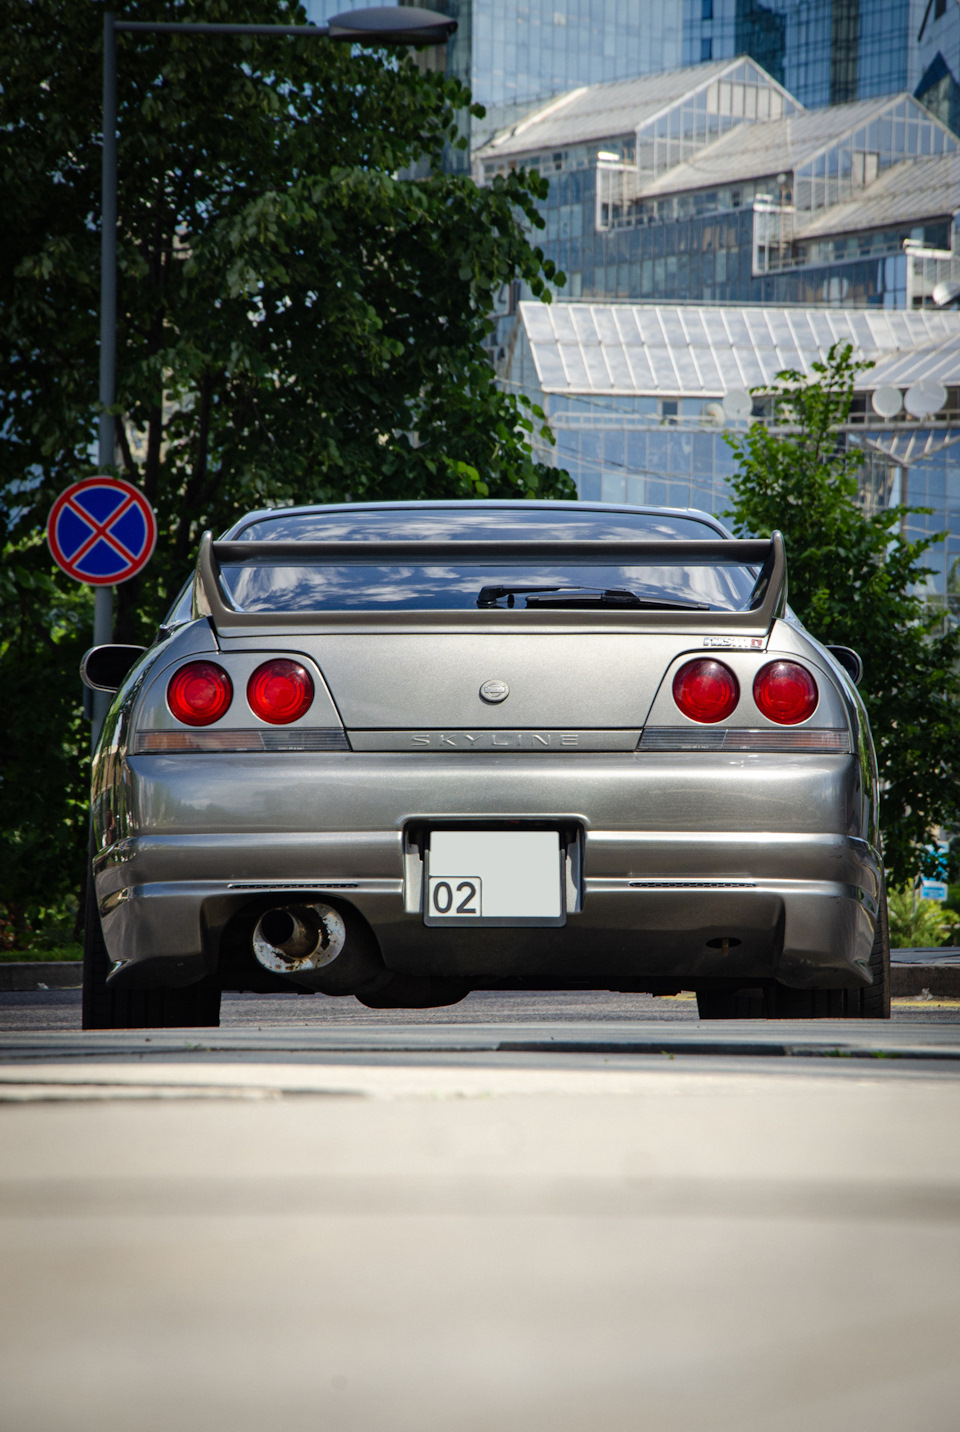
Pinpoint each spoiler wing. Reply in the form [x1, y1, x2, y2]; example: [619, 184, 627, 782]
[193, 531, 787, 632]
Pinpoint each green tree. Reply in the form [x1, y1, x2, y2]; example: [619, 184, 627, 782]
[0, 0, 572, 933]
[724, 342, 960, 883]
[0, 558, 91, 944]
[887, 886, 959, 948]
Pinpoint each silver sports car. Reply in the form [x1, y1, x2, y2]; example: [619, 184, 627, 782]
[81, 500, 888, 1027]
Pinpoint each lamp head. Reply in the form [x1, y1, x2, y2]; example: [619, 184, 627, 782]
[328, 6, 457, 44]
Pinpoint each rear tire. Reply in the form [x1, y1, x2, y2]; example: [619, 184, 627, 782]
[695, 987, 766, 1019]
[859, 878, 891, 1019]
[696, 881, 891, 1021]
[82, 863, 220, 1030]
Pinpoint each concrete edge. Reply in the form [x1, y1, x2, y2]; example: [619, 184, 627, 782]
[891, 965, 960, 998]
[0, 963, 82, 991]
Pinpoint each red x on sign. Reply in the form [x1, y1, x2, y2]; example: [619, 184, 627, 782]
[47, 477, 157, 586]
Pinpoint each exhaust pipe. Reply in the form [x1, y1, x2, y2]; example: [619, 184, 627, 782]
[250, 898, 468, 1008]
[254, 903, 346, 973]
[251, 900, 390, 995]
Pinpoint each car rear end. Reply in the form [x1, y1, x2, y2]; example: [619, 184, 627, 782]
[91, 502, 882, 1015]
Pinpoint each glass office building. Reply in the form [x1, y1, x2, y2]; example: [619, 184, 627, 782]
[307, 0, 682, 105]
[506, 300, 960, 607]
[916, 0, 960, 136]
[475, 60, 960, 307]
[309, 1, 950, 134]
[683, 0, 926, 111]
[306, 0, 684, 164]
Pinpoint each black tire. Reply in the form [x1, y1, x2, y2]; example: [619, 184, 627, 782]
[859, 878, 891, 1019]
[767, 984, 857, 1018]
[697, 882, 891, 1021]
[82, 864, 221, 1030]
[696, 987, 766, 1019]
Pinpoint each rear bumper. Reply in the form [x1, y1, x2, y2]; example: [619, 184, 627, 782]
[99, 872, 877, 990]
[94, 750, 879, 990]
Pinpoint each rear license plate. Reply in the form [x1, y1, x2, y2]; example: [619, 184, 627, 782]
[424, 829, 565, 927]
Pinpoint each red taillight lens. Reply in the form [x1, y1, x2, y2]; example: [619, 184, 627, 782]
[672, 659, 740, 724]
[753, 661, 819, 725]
[247, 659, 314, 725]
[166, 661, 233, 726]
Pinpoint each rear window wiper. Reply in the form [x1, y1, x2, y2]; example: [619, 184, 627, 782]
[477, 584, 577, 608]
[477, 584, 709, 612]
[526, 588, 710, 611]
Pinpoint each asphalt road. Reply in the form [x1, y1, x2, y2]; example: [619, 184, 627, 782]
[1, 989, 958, 1432]
[3, 984, 960, 1032]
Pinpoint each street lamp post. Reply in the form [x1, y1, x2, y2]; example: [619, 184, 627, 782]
[94, 6, 456, 740]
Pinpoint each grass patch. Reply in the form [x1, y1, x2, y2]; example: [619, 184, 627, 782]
[0, 944, 82, 963]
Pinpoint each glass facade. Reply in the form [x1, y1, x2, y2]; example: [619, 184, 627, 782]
[568, 431, 960, 605]
[307, 0, 958, 147]
[463, 0, 682, 109]
[506, 303, 960, 608]
[307, 0, 687, 169]
[633, 57, 801, 182]
[480, 86, 960, 307]
[683, 0, 925, 111]
[916, 0, 960, 136]
[537, 405, 960, 608]
[306, 1, 682, 116]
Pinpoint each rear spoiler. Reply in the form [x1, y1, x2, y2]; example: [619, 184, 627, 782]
[193, 530, 787, 632]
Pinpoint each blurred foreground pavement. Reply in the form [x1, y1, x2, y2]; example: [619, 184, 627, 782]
[0, 992, 958, 1432]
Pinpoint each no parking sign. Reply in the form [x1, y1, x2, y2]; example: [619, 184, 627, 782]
[47, 477, 156, 585]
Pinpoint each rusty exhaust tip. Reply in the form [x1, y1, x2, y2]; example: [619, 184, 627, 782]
[252, 903, 346, 976]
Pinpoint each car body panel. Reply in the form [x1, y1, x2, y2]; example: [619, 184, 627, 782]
[88, 501, 881, 999]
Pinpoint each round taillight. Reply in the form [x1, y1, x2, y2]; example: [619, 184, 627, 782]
[672, 659, 740, 724]
[166, 661, 233, 726]
[247, 659, 314, 725]
[753, 661, 819, 725]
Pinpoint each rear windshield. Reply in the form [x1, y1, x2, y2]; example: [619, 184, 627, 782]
[207, 506, 758, 614]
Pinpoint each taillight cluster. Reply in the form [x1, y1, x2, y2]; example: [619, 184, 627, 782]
[166, 660, 314, 727]
[752, 660, 818, 725]
[167, 662, 233, 727]
[672, 658, 818, 725]
[672, 659, 738, 724]
[247, 659, 314, 724]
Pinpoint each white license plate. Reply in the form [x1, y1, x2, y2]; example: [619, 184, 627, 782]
[424, 829, 564, 927]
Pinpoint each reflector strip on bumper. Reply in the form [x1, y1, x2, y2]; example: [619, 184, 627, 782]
[638, 727, 850, 753]
[133, 728, 350, 753]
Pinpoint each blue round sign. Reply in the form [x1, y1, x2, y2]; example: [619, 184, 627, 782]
[47, 477, 157, 586]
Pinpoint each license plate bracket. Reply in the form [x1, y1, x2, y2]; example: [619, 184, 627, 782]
[423, 828, 566, 927]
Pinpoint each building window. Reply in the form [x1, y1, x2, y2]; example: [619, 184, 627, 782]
[702, 0, 713, 18]
[700, 37, 713, 61]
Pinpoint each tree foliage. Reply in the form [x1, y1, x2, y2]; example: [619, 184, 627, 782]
[724, 343, 960, 882]
[887, 886, 959, 949]
[0, 0, 572, 929]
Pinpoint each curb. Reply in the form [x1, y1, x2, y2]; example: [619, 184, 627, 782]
[890, 965, 960, 998]
[0, 963, 82, 991]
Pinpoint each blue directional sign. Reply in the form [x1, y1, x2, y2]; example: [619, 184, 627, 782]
[47, 477, 156, 585]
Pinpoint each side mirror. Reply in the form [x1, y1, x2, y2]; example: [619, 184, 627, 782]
[80, 644, 147, 693]
[827, 645, 863, 687]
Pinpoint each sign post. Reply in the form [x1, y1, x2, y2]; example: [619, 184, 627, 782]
[46, 476, 157, 746]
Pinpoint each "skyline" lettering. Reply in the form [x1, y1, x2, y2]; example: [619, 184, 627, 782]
[410, 732, 580, 747]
